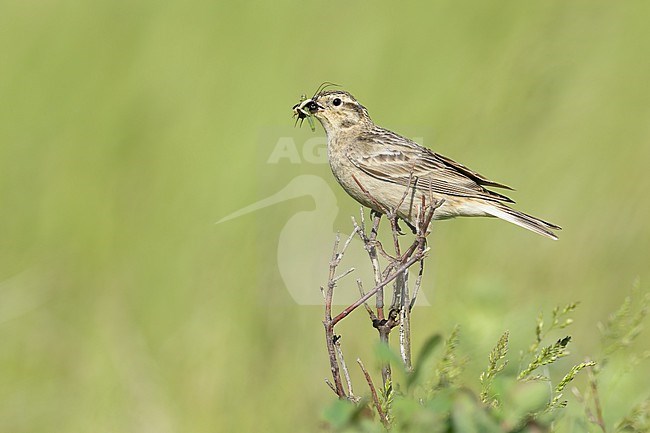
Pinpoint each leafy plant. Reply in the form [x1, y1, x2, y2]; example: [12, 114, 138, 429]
[323, 292, 650, 432]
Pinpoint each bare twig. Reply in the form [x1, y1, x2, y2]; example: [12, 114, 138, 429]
[377, 308, 399, 385]
[375, 243, 394, 262]
[325, 316, 345, 397]
[325, 379, 337, 395]
[387, 173, 416, 253]
[335, 338, 356, 400]
[395, 173, 416, 212]
[399, 269, 412, 371]
[351, 174, 389, 215]
[410, 258, 425, 311]
[333, 267, 355, 283]
[357, 279, 377, 321]
[369, 213, 384, 319]
[400, 195, 442, 370]
[353, 211, 385, 319]
[323, 230, 359, 399]
[321, 182, 442, 406]
[331, 251, 429, 326]
[389, 216, 402, 257]
[358, 358, 390, 429]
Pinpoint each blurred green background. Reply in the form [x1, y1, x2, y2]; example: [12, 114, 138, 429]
[1, 1, 649, 431]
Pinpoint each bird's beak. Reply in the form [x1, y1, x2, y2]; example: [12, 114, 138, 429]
[292, 98, 324, 120]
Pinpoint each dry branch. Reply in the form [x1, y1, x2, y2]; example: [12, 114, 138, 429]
[322, 183, 442, 402]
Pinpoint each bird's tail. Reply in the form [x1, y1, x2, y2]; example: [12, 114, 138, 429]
[481, 203, 561, 240]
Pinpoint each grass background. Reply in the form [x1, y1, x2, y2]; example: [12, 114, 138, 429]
[1, 1, 649, 431]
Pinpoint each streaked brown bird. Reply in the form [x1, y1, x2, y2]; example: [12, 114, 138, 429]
[292, 89, 561, 240]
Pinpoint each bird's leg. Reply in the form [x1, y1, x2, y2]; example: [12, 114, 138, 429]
[393, 173, 417, 237]
[387, 214, 402, 256]
[394, 218, 408, 235]
[403, 218, 417, 235]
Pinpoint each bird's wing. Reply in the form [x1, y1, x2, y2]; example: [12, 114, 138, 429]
[346, 129, 514, 203]
[432, 152, 513, 190]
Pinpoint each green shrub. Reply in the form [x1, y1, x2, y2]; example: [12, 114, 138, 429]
[324, 291, 649, 433]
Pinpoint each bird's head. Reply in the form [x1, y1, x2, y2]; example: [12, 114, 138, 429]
[293, 90, 372, 135]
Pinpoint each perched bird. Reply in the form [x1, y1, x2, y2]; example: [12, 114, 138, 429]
[292, 89, 561, 240]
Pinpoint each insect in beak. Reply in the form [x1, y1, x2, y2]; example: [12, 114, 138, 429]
[292, 94, 323, 132]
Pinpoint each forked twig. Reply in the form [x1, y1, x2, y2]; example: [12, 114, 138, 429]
[322, 179, 442, 403]
[323, 229, 359, 398]
[331, 252, 429, 326]
[353, 210, 385, 319]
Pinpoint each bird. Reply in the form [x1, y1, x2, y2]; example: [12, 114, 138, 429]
[292, 88, 561, 240]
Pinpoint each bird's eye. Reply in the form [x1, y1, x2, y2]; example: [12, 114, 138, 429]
[332, 98, 342, 106]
